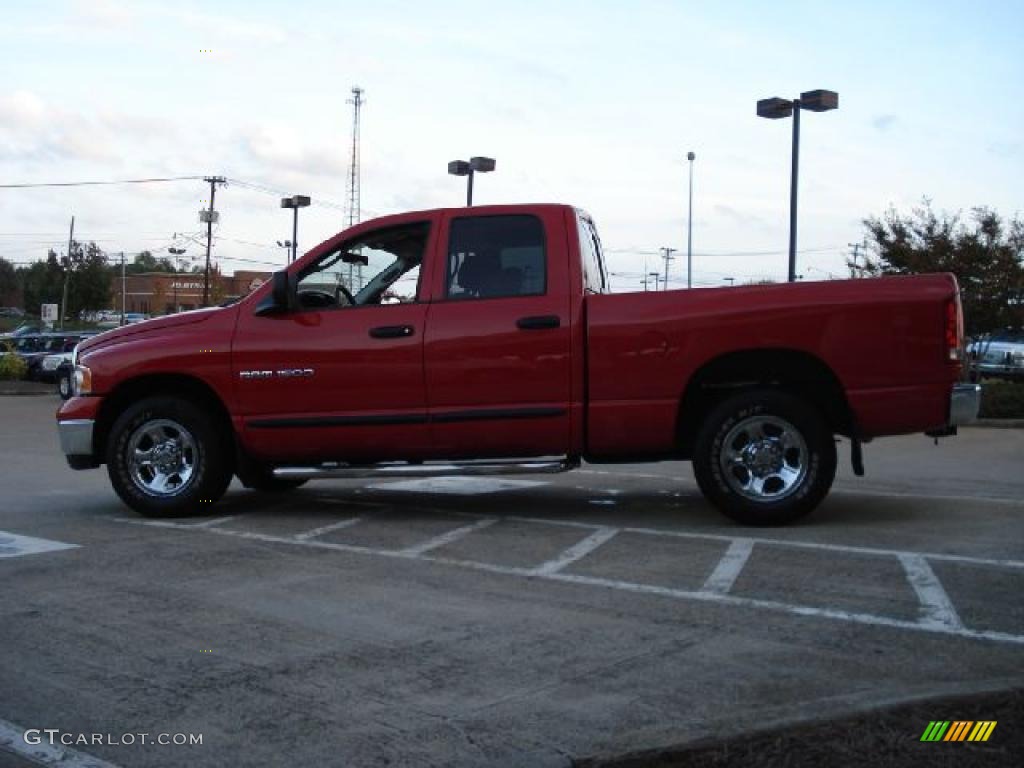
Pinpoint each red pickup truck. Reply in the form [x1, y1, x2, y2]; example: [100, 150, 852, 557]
[57, 204, 979, 525]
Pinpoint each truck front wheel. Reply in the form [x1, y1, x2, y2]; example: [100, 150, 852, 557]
[692, 389, 836, 526]
[106, 396, 233, 517]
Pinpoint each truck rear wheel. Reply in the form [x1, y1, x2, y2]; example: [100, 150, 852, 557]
[106, 396, 233, 517]
[692, 389, 836, 526]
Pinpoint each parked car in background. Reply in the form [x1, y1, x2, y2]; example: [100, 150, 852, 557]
[96, 312, 149, 329]
[0, 307, 26, 318]
[39, 333, 97, 390]
[2, 332, 97, 381]
[0, 323, 43, 338]
[967, 329, 1024, 380]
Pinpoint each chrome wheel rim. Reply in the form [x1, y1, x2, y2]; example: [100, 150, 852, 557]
[126, 418, 198, 497]
[719, 415, 808, 502]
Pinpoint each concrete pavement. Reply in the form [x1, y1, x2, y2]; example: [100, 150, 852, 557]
[1, 396, 1022, 767]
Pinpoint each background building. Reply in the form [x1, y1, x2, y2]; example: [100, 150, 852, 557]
[110, 270, 270, 315]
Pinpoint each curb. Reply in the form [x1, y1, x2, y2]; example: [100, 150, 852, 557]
[970, 419, 1024, 429]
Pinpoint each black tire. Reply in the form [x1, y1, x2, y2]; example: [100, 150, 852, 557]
[692, 389, 836, 526]
[106, 396, 233, 517]
[57, 372, 72, 400]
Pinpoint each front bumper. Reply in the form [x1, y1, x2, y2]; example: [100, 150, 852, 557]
[58, 418, 98, 469]
[950, 382, 982, 426]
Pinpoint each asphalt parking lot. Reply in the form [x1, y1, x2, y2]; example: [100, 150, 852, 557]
[1, 396, 1022, 767]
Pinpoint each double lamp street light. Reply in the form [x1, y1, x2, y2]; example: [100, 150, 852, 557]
[280, 194, 311, 263]
[756, 89, 838, 283]
[448, 156, 496, 206]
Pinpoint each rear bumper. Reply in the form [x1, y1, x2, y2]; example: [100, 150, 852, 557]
[950, 383, 982, 426]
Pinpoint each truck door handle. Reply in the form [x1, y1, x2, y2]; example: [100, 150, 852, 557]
[516, 315, 560, 331]
[369, 325, 415, 339]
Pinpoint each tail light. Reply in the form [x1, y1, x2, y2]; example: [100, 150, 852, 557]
[945, 294, 963, 362]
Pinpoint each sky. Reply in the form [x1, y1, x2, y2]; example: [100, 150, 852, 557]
[0, 0, 1021, 290]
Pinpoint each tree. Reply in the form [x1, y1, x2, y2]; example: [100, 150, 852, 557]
[19, 251, 64, 315]
[127, 250, 175, 275]
[857, 201, 1024, 334]
[62, 240, 112, 318]
[0, 257, 17, 305]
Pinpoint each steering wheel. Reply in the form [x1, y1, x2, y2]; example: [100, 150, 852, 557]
[296, 289, 338, 309]
[336, 283, 356, 306]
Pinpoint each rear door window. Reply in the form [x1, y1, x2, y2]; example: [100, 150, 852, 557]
[445, 215, 546, 300]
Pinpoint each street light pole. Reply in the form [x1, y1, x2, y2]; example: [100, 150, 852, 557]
[169, 246, 186, 313]
[686, 152, 695, 289]
[788, 106, 800, 284]
[448, 157, 495, 206]
[756, 89, 838, 283]
[280, 196, 311, 264]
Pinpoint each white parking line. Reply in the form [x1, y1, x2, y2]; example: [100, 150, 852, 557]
[466, 512, 1024, 571]
[293, 518, 363, 541]
[532, 527, 620, 575]
[109, 515, 1024, 646]
[702, 539, 754, 595]
[576, 468, 1024, 506]
[399, 518, 499, 556]
[546, 571, 1024, 646]
[899, 554, 964, 630]
[0, 717, 122, 768]
[0, 531, 77, 559]
[189, 516, 237, 528]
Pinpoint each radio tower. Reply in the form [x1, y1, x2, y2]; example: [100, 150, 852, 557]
[345, 86, 364, 229]
[344, 86, 365, 290]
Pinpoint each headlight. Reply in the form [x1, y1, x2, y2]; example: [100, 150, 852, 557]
[73, 365, 92, 396]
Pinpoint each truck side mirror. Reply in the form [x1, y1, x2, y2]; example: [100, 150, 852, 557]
[255, 270, 295, 316]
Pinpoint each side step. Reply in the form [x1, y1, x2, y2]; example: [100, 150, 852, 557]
[272, 457, 580, 480]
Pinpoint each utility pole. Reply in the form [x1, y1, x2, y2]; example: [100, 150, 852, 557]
[120, 252, 126, 326]
[200, 176, 226, 307]
[686, 152, 695, 289]
[847, 242, 861, 278]
[660, 247, 677, 290]
[848, 238, 869, 278]
[60, 215, 74, 329]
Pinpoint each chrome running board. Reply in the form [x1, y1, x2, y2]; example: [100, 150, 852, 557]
[272, 457, 579, 480]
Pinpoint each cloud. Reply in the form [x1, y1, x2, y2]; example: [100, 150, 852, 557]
[240, 125, 348, 179]
[713, 203, 773, 231]
[872, 114, 898, 132]
[0, 90, 180, 166]
[72, 0, 138, 29]
[156, 6, 287, 44]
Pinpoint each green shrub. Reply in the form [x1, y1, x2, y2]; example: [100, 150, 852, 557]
[979, 378, 1024, 419]
[0, 345, 28, 381]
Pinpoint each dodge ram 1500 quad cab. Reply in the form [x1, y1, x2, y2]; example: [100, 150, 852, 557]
[57, 204, 980, 525]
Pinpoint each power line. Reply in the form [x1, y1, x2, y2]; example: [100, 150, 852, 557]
[0, 175, 205, 189]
